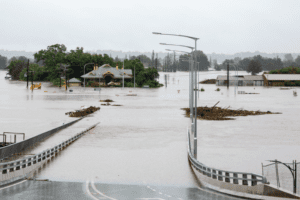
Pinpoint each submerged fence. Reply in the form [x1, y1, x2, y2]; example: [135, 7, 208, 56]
[0, 118, 82, 160]
[187, 128, 267, 187]
[0, 122, 99, 186]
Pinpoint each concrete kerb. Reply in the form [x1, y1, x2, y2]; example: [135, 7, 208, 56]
[0, 122, 100, 187]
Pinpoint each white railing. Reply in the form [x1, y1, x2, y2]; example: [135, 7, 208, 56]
[0, 122, 100, 186]
[187, 129, 267, 186]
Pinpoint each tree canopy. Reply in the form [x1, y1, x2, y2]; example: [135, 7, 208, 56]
[246, 60, 263, 75]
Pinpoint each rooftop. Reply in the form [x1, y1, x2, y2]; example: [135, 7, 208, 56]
[263, 74, 300, 81]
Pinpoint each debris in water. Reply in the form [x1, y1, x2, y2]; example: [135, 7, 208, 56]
[67, 106, 100, 117]
[181, 101, 281, 120]
[99, 99, 114, 102]
[199, 79, 216, 84]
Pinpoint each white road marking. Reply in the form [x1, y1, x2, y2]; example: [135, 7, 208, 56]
[0, 180, 28, 191]
[91, 179, 117, 200]
[86, 180, 99, 200]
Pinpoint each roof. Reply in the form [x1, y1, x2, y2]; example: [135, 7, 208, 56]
[263, 74, 300, 81]
[81, 64, 133, 79]
[216, 75, 264, 81]
[68, 78, 81, 83]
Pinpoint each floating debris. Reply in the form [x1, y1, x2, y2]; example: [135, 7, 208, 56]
[126, 94, 137, 96]
[215, 88, 220, 91]
[67, 106, 100, 117]
[199, 79, 216, 84]
[112, 104, 122, 106]
[200, 88, 205, 92]
[238, 91, 259, 94]
[280, 87, 291, 90]
[99, 99, 114, 102]
[293, 90, 297, 96]
[181, 101, 281, 120]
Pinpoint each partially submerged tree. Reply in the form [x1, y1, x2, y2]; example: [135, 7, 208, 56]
[246, 60, 262, 75]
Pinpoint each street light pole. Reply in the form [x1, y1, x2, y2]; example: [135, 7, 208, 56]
[154, 32, 199, 158]
[194, 40, 198, 159]
[123, 60, 124, 89]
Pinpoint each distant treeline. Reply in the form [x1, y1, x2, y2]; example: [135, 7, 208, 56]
[214, 54, 300, 71]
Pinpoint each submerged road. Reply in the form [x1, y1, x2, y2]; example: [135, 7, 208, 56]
[0, 179, 241, 200]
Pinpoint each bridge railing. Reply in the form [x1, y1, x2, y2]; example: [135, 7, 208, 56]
[187, 128, 267, 186]
[0, 118, 83, 160]
[0, 122, 100, 185]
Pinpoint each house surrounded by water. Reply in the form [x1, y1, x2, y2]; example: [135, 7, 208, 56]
[216, 75, 264, 86]
[81, 64, 133, 86]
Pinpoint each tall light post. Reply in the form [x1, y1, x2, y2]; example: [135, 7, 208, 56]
[83, 63, 94, 88]
[154, 32, 199, 159]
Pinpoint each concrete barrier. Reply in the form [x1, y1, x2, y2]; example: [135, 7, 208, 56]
[0, 118, 82, 160]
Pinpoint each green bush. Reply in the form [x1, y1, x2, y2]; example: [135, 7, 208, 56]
[51, 78, 64, 87]
[87, 80, 94, 86]
[269, 70, 277, 74]
[284, 81, 291, 86]
[280, 68, 289, 74]
[125, 82, 134, 87]
[295, 81, 300, 86]
[144, 80, 159, 88]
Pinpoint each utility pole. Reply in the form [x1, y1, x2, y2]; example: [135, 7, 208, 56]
[31, 71, 33, 92]
[123, 60, 124, 89]
[227, 62, 229, 89]
[27, 59, 29, 88]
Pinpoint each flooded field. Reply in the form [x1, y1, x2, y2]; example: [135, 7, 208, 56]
[0, 69, 299, 192]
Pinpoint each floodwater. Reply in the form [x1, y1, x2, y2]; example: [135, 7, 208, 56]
[0, 69, 299, 191]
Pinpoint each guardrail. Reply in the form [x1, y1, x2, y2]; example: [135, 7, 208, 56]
[187, 128, 267, 186]
[0, 118, 82, 160]
[0, 122, 100, 186]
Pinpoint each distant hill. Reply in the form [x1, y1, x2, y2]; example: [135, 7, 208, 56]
[1, 49, 299, 64]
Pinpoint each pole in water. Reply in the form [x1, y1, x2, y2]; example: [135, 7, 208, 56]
[227, 62, 229, 89]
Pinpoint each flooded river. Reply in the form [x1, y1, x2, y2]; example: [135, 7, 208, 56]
[0, 69, 299, 192]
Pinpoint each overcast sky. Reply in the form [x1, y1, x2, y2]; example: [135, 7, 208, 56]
[1, 0, 300, 54]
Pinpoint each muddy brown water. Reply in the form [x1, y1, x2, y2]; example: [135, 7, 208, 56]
[1, 70, 299, 192]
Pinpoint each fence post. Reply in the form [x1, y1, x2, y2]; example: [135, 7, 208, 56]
[212, 169, 217, 179]
[218, 171, 223, 181]
[294, 160, 297, 194]
[207, 168, 211, 177]
[225, 172, 230, 183]
[251, 175, 257, 186]
[242, 174, 248, 185]
[275, 159, 280, 188]
[295, 160, 297, 194]
[233, 173, 238, 184]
